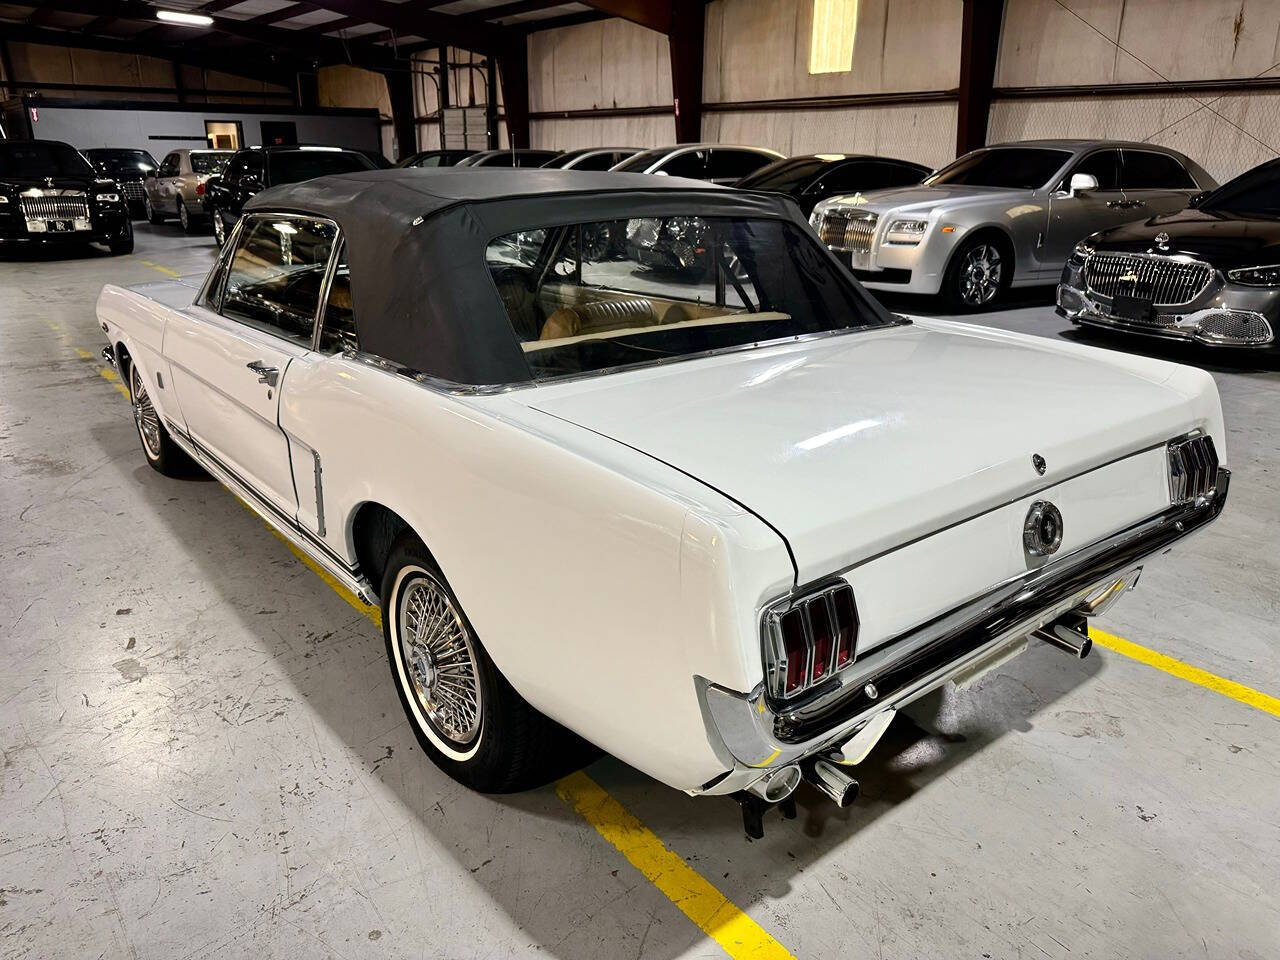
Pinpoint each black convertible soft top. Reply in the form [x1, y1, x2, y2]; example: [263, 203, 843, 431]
[243, 168, 838, 385]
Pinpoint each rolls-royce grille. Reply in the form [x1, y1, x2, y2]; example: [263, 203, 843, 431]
[1167, 434, 1219, 505]
[20, 196, 90, 221]
[121, 181, 144, 200]
[1085, 253, 1212, 306]
[818, 212, 877, 267]
[765, 582, 860, 700]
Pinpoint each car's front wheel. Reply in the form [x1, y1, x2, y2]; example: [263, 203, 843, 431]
[108, 219, 134, 256]
[381, 532, 589, 792]
[943, 236, 1010, 311]
[127, 358, 194, 476]
[212, 212, 227, 247]
[144, 193, 163, 225]
[177, 198, 194, 233]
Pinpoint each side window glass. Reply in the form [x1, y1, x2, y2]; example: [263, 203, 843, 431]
[221, 217, 336, 346]
[708, 150, 772, 180]
[319, 246, 358, 353]
[660, 151, 707, 179]
[1122, 151, 1197, 189]
[1065, 150, 1122, 191]
[242, 153, 265, 185]
[160, 155, 178, 177]
[223, 156, 243, 185]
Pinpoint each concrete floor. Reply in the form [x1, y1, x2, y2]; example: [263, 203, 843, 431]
[2, 223, 1278, 960]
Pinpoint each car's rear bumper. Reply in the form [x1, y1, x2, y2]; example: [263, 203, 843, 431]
[694, 466, 1229, 795]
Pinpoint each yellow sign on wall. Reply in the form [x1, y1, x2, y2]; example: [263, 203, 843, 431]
[809, 0, 858, 74]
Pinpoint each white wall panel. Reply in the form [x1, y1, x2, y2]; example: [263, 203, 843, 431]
[530, 114, 675, 151]
[529, 18, 671, 113]
[703, 102, 956, 169]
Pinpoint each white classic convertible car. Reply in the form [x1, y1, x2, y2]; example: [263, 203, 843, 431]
[98, 170, 1228, 835]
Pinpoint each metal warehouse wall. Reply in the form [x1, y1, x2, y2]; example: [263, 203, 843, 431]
[991, 0, 1280, 182]
[27, 103, 381, 159]
[702, 0, 961, 168]
[527, 18, 676, 150]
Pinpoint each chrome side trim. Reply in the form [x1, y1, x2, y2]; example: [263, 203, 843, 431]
[703, 468, 1229, 769]
[312, 448, 326, 538]
[163, 419, 375, 605]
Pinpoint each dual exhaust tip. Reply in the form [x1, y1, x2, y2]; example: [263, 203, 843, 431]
[745, 756, 860, 809]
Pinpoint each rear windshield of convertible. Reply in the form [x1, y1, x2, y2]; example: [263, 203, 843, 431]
[486, 215, 891, 380]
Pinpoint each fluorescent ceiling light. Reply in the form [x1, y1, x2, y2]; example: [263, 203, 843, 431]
[156, 10, 214, 26]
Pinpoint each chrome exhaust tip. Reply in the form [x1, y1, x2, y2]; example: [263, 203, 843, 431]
[1034, 614, 1092, 659]
[803, 757, 860, 808]
[745, 764, 801, 804]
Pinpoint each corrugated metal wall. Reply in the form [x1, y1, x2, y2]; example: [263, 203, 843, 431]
[990, 0, 1280, 182]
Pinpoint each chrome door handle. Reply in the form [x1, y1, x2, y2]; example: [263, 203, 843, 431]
[246, 360, 279, 387]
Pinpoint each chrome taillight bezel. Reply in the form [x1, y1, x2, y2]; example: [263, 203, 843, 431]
[1167, 433, 1219, 505]
[762, 581, 860, 701]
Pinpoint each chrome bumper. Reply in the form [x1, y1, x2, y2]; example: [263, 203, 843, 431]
[695, 468, 1229, 793]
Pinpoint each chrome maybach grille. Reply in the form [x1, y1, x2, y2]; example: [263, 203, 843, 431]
[1167, 434, 1219, 504]
[1084, 253, 1212, 307]
[20, 195, 90, 221]
[818, 211, 877, 266]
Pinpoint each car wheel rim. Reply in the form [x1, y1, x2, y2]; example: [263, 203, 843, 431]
[960, 243, 1002, 306]
[396, 571, 482, 748]
[145, 195, 152, 218]
[214, 217, 224, 245]
[131, 365, 162, 459]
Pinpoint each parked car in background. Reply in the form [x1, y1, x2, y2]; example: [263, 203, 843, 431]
[396, 149, 477, 169]
[84, 148, 157, 217]
[456, 149, 561, 168]
[144, 148, 232, 233]
[0, 139, 133, 254]
[736, 153, 929, 217]
[98, 169, 1228, 834]
[810, 139, 1214, 310]
[1058, 156, 1280, 350]
[541, 147, 639, 171]
[612, 144, 783, 184]
[205, 145, 377, 247]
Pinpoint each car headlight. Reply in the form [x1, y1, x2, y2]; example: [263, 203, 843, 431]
[95, 192, 120, 203]
[0, 195, 8, 204]
[884, 218, 928, 245]
[1227, 264, 1280, 286]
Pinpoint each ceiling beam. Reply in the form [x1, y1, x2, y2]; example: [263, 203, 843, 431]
[466, 0, 571, 23]
[578, 0, 670, 34]
[299, 0, 505, 54]
[249, 3, 316, 26]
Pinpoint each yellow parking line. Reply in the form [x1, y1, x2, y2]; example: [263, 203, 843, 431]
[140, 259, 181, 277]
[557, 771, 797, 960]
[1091, 627, 1280, 719]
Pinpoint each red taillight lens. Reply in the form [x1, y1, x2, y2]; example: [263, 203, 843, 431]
[779, 608, 808, 695]
[196, 182, 205, 196]
[767, 583, 860, 699]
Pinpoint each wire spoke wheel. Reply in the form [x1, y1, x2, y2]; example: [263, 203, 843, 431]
[959, 242, 1002, 306]
[130, 364, 162, 460]
[397, 573, 482, 747]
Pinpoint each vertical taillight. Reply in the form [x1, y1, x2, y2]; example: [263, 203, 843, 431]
[766, 582, 860, 699]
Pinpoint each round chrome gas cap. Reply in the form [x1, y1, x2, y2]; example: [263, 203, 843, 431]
[1023, 500, 1063, 557]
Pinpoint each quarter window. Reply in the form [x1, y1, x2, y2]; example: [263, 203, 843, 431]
[221, 216, 337, 346]
[1122, 151, 1197, 189]
[319, 246, 358, 353]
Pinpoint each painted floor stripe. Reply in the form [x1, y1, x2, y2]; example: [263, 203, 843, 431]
[140, 259, 182, 277]
[556, 771, 797, 960]
[1091, 627, 1280, 719]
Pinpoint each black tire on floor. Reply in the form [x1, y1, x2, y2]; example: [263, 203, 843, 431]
[127, 358, 196, 477]
[145, 193, 164, 225]
[941, 233, 1012, 312]
[380, 531, 594, 793]
[108, 219, 134, 256]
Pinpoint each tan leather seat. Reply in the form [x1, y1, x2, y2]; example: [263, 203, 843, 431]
[539, 307, 581, 340]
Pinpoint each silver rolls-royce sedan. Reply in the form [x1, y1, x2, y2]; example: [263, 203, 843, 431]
[810, 139, 1214, 310]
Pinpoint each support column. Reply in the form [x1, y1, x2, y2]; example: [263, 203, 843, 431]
[384, 68, 417, 161]
[485, 56, 498, 149]
[497, 38, 530, 150]
[669, 2, 704, 143]
[956, 0, 1005, 156]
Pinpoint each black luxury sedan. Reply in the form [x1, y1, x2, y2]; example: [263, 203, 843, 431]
[205, 145, 377, 247]
[85, 148, 158, 217]
[735, 153, 930, 216]
[0, 139, 133, 254]
[1058, 157, 1280, 350]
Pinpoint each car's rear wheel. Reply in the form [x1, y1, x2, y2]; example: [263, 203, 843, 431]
[127, 358, 194, 477]
[381, 532, 592, 792]
[943, 235, 1010, 311]
[144, 193, 163, 225]
[212, 212, 227, 248]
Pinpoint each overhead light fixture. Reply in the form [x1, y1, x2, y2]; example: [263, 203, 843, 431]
[809, 0, 857, 74]
[155, 9, 214, 27]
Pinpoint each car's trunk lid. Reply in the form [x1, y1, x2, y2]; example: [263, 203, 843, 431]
[524, 320, 1203, 585]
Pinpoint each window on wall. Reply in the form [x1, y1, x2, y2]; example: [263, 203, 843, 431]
[809, 0, 858, 74]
